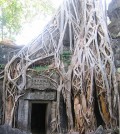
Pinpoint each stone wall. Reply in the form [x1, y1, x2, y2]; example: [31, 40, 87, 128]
[108, 0, 120, 38]
[112, 39, 120, 68]
[108, 0, 120, 68]
[0, 43, 22, 124]
[112, 39, 120, 96]
[108, 0, 120, 96]
[0, 44, 22, 64]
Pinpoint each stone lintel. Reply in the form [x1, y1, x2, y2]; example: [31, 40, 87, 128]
[24, 91, 56, 101]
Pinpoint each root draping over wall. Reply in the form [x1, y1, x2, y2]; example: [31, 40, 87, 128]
[2, 0, 119, 133]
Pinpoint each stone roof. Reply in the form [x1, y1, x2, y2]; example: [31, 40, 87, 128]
[0, 39, 23, 48]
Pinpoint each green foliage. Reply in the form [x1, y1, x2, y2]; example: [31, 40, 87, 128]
[60, 51, 72, 65]
[21, 0, 55, 23]
[0, 0, 55, 41]
[32, 65, 49, 72]
[0, 64, 5, 69]
[0, 0, 23, 40]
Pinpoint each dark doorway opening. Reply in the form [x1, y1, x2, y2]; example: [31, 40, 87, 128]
[31, 103, 47, 134]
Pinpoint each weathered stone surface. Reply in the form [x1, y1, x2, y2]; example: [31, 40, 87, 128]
[108, 19, 120, 38]
[108, 0, 120, 38]
[17, 100, 29, 132]
[108, 0, 120, 19]
[0, 44, 22, 125]
[17, 90, 56, 132]
[26, 70, 58, 90]
[0, 44, 22, 65]
[0, 124, 31, 134]
[24, 90, 56, 100]
[26, 77, 54, 90]
[94, 126, 105, 134]
[111, 39, 120, 68]
[68, 132, 79, 134]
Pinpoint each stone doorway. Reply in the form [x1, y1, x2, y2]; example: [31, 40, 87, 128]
[17, 90, 56, 133]
[31, 103, 47, 134]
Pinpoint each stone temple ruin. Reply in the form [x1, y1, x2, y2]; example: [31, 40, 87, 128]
[0, 0, 120, 134]
[108, 0, 120, 97]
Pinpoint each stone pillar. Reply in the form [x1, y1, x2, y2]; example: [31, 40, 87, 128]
[17, 99, 29, 132]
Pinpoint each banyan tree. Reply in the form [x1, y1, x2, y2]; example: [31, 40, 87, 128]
[2, 0, 119, 133]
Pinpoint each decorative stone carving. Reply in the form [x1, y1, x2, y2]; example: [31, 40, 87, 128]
[24, 91, 56, 101]
[26, 76, 57, 90]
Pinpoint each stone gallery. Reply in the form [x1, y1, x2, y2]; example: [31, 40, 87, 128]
[0, 0, 120, 134]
